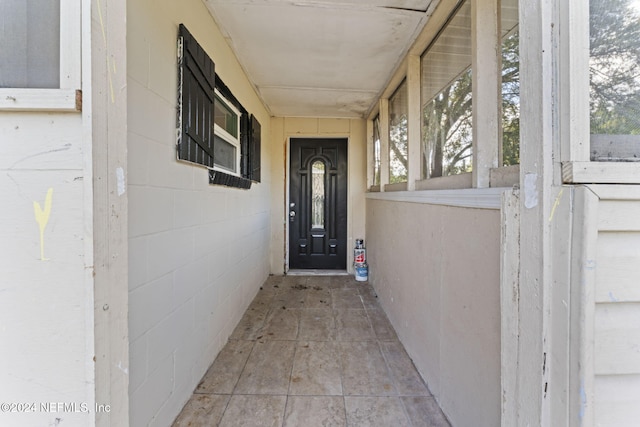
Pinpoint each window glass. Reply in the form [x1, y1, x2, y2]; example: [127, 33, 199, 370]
[213, 90, 241, 174]
[589, 0, 640, 160]
[213, 134, 236, 172]
[0, 0, 60, 88]
[311, 161, 325, 228]
[373, 115, 381, 186]
[421, 0, 473, 179]
[389, 80, 408, 183]
[502, 0, 520, 166]
[215, 94, 239, 138]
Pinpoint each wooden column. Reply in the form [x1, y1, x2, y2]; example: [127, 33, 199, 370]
[90, 0, 129, 425]
[407, 55, 422, 191]
[472, 0, 500, 188]
[379, 98, 390, 191]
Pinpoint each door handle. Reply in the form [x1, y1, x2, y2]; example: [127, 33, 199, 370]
[289, 210, 296, 221]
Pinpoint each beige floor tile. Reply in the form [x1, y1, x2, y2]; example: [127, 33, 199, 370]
[230, 306, 269, 340]
[335, 309, 376, 341]
[175, 275, 450, 427]
[344, 396, 410, 427]
[339, 341, 396, 396]
[218, 395, 287, 427]
[380, 341, 430, 396]
[271, 287, 308, 310]
[303, 285, 333, 308]
[367, 308, 398, 341]
[331, 288, 364, 309]
[298, 308, 336, 341]
[259, 307, 300, 340]
[196, 340, 254, 394]
[172, 394, 230, 426]
[234, 340, 296, 395]
[290, 341, 342, 395]
[359, 288, 380, 309]
[283, 396, 346, 427]
[401, 396, 451, 427]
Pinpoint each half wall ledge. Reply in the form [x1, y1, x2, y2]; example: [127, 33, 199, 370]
[365, 187, 510, 210]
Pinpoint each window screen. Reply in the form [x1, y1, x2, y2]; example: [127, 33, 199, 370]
[0, 0, 60, 88]
[421, 0, 473, 178]
[389, 80, 408, 184]
[589, 0, 640, 161]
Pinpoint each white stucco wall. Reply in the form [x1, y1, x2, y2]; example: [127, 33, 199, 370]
[269, 117, 367, 274]
[127, 0, 272, 425]
[0, 111, 94, 426]
[366, 198, 501, 427]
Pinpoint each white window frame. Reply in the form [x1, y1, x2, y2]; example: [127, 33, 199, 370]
[559, 1, 640, 184]
[0, 0, 81, 112]
[213, 88, 242, 176]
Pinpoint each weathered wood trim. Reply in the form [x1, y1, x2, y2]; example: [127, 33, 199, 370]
[407, 55, 421, 191]
[472, 0, 500, 188]
[0, 88, 80, 111]
[366, 187, 504, 209]
[379, 98, 390, 191]
[558, 0, 590, 162]
[91, 0, 129, 424]
[414, 171, 472, 190]
[60, 0, 82, 90]
[517, 0, 557, 423]
[490, 164, 519, 188]
[569, 186, 598, 426]
[590, 135, 640, 162]
[366, 118, 374, 188]
[382, 181, 408, 192]
[500, 188, 520, 426]
[586, 184, 640, 200]
[562, 161, 640, 184]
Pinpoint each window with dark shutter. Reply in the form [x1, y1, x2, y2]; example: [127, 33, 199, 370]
[177, 24, 261, 189]
[177, 24, 215, 168]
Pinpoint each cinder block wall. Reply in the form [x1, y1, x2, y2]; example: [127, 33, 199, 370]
[127, 0, 272, 424]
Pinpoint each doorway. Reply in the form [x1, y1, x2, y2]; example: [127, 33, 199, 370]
[289, 138, 348, 270]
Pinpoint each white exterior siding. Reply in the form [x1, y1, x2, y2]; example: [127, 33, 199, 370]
[0, 112, 93, 426]
[127, 0, 272, 425]
[591, 186, 640, 427]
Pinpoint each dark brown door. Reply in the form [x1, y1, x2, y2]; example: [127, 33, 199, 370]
[289, 138, 347, 269]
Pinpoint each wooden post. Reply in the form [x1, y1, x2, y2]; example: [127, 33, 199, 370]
[90, 0, 129, 425]
[472, 0, 500, 188]
[379, 98, 390, 192]
[514, 0, 556, 425]
[407, 55, 421, 191]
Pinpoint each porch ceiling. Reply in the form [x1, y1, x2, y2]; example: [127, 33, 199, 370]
[203, 0, 438, 118]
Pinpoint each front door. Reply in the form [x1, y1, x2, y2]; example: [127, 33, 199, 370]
[289, 138, 348, 269]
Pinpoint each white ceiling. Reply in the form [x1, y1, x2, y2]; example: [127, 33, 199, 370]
[203, 0, 438, 118]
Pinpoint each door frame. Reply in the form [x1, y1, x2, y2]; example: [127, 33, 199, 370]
[285, 136, 350, 273]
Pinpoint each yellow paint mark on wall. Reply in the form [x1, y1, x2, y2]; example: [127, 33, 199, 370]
[548, 188, 565, 223]
[34, 188, 53, 261]
[96, 0, 116, 103]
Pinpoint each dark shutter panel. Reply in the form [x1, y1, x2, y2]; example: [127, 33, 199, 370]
[209, 170, 252, 189]
[240, 109, 250, 177]
[250, 115, 261, 182]
[177, 24, 215, 167]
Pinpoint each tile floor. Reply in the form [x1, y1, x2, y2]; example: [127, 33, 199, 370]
[172, 275, 450, 427]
